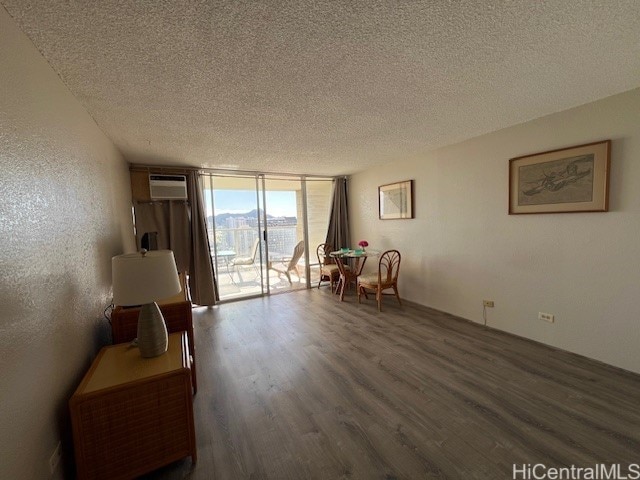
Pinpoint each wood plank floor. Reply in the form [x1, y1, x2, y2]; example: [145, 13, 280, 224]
[143, 288, 640, 479]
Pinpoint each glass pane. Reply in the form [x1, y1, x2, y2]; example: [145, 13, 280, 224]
[202, 174, 265, 301]
[263, 178, 306, 293]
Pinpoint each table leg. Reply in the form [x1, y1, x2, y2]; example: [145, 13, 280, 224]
[339, 274, 348, 301]
[225, 259, 237, 284]
[334, 256, 348, 301]
[354, 256, 367, 275]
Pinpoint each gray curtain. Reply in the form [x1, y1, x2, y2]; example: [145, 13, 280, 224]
[186, 171, 219, 306]
[325, 177, 350, 250]
[133, 201, 191, 273]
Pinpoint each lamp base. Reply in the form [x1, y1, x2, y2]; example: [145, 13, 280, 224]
[137, 302, 168, 357]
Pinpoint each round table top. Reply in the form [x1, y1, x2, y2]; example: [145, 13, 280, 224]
[213, 250, 236, 257]
[330, 249, 379, 258]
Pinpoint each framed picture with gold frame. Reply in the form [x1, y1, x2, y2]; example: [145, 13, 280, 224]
[379, 180, 414, 219]
[509, 140, 611, 214]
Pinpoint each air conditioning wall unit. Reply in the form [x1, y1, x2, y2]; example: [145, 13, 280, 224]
[149, 174, 188, 200]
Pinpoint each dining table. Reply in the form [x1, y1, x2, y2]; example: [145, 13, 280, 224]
[329, 249, 379, 301]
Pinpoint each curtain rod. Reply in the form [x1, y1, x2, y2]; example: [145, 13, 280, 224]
[134, 200, 190, 205]
[129, 164, 199, 174]
[200, 171, 342, 181]
[198, 167, 339, 180]
[128, 163, 345, 180]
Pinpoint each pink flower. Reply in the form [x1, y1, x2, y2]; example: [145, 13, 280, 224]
[358, 240, 368, 247]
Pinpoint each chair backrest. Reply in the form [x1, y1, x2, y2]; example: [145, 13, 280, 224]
[249, 237, 260, 260]
[317, 243, 334, 266]
[287, 241, 305, 269]
[378, 250, 401, 284]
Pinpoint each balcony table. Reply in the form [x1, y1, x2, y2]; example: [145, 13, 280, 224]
[211, 249, 237, 282]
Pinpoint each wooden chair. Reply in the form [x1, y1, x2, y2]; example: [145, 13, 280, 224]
[335, 257, 360, 302]
[316, 243, 348, 292]
[269, 241, 305, 285]
[357, 250, 401, 311]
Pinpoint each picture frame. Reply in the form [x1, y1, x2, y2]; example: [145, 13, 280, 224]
[509, 140, 611, 214]
[379, 180, 414, 220]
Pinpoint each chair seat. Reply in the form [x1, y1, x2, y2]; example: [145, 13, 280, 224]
[231, 256, 254, 266]
[358, 274, 379, 285]
[322, 264, 349, 274]
[321, 264, 340, 274]
[270, 262, 289, 273]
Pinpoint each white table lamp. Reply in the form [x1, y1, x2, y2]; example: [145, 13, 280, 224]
[112, 249, 181, 357]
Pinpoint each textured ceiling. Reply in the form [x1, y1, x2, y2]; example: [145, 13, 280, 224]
[3, 1, 640, 175]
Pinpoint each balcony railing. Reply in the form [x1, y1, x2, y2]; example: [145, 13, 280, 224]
[209, 225, 302, 261]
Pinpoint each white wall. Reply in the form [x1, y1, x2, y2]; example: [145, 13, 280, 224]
[0, 7, 135, 479]
[350, 88, 640, 374]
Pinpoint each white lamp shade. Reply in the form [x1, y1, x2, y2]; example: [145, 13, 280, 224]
[112, 250, 181, 306]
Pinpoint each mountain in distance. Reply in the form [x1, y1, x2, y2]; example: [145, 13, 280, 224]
[208, 208, 296, 225]
[213, 208, 271, 223]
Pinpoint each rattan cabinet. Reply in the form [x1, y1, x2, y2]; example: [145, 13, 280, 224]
[70, 332, 196, 480]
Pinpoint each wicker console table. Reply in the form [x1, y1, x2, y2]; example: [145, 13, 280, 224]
[70, 332, 197, 479]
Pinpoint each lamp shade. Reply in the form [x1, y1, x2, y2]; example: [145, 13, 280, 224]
[112, 250, 181, 306]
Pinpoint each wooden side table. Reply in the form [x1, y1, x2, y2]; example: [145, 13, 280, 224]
[70, 332, 197, 480]
[111, 299, 197, 393]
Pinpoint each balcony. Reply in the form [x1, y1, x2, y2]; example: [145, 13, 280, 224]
[210, 225, 322, 300]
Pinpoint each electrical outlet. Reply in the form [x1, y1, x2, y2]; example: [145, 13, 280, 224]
[49, 441, 62, 475]
[483, 300, 494, 308]
[538, 312, 554, 323]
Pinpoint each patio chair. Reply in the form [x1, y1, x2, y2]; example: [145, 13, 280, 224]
[269, 240, 305, 285]
[357, 249, 401, 311]
[229, 238, 260, 282]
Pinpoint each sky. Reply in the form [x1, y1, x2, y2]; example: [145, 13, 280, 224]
[204, 189, 297, 217]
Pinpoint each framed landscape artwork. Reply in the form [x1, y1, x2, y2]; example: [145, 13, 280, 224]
[379, 180, 414, 219]
[508, 140, 611, 214]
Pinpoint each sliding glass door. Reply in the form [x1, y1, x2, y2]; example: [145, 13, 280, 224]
[201, 173, 334, 301]
[263, 178, 307, 294]
[201, 174, 266, 300]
